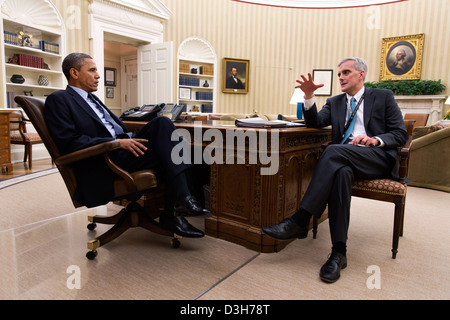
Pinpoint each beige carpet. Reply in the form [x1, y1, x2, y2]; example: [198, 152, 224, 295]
[0, 170, 449, 300]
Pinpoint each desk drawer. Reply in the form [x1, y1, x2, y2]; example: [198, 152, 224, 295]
[0, 136, 10, 148]
[0, 123, 9, 136]
[0, 148, 11, 164]
[0, 114, 8, 124]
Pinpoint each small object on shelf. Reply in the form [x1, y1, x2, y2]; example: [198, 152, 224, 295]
[38, 75, 49, 86]
[10, 74, 25, 84]
[202, 80, 210, 87]
[191, 68, 198, 74]
[18, 31, 34, 47]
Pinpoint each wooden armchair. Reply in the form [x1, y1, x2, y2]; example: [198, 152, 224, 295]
[9, 110, 45, 169]
[313, 119, 416, 259]
[14, 95, 181, 260]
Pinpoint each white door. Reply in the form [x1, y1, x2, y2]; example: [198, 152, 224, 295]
[123, 58, 138, 111]
[137, 42, 173, 106]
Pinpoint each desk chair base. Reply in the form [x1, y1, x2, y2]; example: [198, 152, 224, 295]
[86, 202, 182, 260]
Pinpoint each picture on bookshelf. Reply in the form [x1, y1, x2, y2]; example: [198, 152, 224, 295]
[179, 87, 191, 100]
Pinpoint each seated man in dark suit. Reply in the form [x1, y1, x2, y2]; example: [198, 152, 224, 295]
[45, 52, 210, 238]
[262, 57, 408, 283]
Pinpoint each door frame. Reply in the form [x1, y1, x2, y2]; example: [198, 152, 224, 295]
[88, 0, 170, 101]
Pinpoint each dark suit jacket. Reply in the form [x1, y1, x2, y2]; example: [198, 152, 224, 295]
[303, 88, 408, 179]
[226, 76, 245, 89]
[45, 86, 131, 207]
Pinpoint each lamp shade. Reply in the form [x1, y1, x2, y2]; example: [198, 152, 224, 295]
[445, 96, 450, 105]
[290, 88, 305, 105]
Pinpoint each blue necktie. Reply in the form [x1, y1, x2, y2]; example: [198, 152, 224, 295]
[340, 97, 357, 144]
[88, 93, 125, 137]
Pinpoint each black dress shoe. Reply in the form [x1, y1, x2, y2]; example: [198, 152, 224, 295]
[261, 218, 309, 240]
[319, 252, 347, 283]
[159, 216, 205, 238]
[174, 195, 212, 218]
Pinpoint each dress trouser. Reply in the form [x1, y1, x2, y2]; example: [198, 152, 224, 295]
[300, 144, 394, 243]
[109, 116, 191, 213]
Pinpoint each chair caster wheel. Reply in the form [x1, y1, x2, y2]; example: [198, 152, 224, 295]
[87, 223, 97, 231]
[171, 238, 181, 249]
[86, 250, 98, 260]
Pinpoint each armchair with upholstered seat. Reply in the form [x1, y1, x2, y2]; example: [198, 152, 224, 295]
[313, 119, 415, 259]
[408, 123, 450, 192]
[14, 95, 181, 260]
[9, 110, 47, 169]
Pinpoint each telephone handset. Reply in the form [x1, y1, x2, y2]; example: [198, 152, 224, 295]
[158, 103, 185, 121]
[120, 103, 163, 121]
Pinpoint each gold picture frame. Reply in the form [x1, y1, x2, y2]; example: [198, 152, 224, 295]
[222, 58, 250, 94]
[379, 33, 424, 81]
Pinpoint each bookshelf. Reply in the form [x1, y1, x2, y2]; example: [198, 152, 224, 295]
[1, 15, 65, 109]
[177, 37, 217, 113]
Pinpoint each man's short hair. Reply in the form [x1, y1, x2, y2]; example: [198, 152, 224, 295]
[338, 57, 368, 80]
[62, 53, 93, 80]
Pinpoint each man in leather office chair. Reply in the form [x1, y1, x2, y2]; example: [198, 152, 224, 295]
[45, 52, 210, 238]
[262, 58, 408, 283]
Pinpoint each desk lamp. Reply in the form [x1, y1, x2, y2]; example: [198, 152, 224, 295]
[290, 88, 305, 120]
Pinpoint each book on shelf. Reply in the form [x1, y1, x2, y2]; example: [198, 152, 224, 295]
[39, 40, 60, 54]
[235, 117, 306, 128]
[3, 30, 19, 45]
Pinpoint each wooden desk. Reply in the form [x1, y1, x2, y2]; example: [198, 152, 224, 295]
[124, 120, 331, 253]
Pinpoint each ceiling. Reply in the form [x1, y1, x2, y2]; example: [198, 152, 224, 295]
[232, 0, 407, 8]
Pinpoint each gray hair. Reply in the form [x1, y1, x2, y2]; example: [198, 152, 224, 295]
[62, 53, 93, 81]
[338, 57, 368, 80]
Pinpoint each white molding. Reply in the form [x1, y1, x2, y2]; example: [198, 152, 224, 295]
[88, 0, 170, 99]
[1, 0, 63, 34]
[395, 95, 446, 125]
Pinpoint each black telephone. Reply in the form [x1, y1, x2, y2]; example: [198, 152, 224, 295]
[120, 103, 185, 122]
[158, 103, 185, 121]
[120, 103, 163, 121]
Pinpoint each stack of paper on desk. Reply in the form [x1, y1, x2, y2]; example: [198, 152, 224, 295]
[235, 117, 306, 128]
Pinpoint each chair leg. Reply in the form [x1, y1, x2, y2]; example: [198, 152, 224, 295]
[25, 144, 32, 169]
[312, 216, 318, 239]
[392, 200, 405, 259]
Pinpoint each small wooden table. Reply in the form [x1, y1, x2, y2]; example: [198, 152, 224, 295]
[124, 120, 331, 253]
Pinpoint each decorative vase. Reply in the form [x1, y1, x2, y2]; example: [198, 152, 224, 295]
[38, 75, 49, 86]
[10, 74, 25, 84]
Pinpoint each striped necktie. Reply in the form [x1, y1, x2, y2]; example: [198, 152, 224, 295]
[88, 93, 124, 136]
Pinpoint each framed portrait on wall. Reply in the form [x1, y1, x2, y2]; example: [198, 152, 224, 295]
[222, 58, 250, 94]
[104, 67, 117, 86]
[379, 33, 424, 81]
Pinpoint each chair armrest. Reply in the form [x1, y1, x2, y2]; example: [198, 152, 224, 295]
[55, 140, 138, 194]
[55, 140, 121, 166]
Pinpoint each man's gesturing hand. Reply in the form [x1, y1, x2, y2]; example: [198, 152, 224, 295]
[117, 138, 149, 157]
